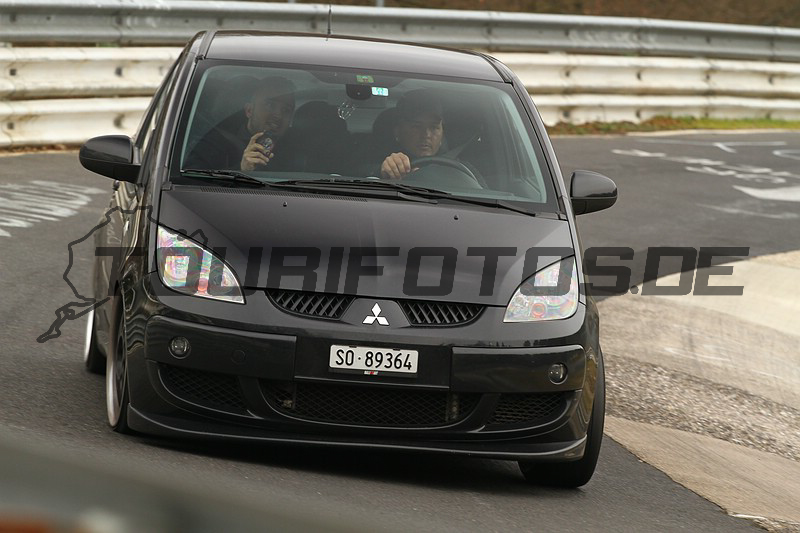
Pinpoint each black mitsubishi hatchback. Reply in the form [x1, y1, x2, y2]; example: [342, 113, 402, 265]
[80, 31, 617, 488]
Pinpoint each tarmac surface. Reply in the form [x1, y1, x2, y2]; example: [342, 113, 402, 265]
[1, 131, 798, 531]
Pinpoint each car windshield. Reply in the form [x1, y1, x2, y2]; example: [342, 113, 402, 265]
[172, 60, 556, 210]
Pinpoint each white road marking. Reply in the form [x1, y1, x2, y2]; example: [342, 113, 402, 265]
[773, 149, 800, 161]
[611, 148, 666, 158]
[685, 165, 787, 184]
[612, 144, 800, 203]
[0, 181, 105, 238]
[733, 185, 800, 202]
[640, 139, 787, 153]
[0, 208, 58, 221]
[698, 203, 800, 219]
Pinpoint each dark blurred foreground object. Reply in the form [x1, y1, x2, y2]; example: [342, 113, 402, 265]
[0, 427, 354, 533]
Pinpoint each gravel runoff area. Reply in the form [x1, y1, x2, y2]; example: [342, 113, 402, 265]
[604, 354, 800, 464]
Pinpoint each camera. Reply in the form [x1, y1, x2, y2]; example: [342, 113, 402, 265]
[258, 135, 274, 152]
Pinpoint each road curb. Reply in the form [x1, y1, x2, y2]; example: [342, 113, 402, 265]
[598, 251, 800, 530]
[605, 417, 800, 528]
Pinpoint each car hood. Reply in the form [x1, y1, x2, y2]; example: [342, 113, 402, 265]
[157, 187, 574, 306]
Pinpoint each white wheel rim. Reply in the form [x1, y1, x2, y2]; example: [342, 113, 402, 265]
[83, 308, 94, 364]
[106, 344, 119, 426]
[106, 325, 125, 427]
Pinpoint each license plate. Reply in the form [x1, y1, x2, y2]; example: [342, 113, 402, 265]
[329, 345, 418, 376]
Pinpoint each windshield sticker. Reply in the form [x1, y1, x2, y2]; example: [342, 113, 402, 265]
[356, 74, 374, 83]
[371, 87, 389, 97]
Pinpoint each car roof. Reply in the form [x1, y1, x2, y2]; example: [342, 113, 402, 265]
[203, 32, 505, 82]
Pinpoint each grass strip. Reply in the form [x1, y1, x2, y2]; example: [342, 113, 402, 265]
[546, 116, 800, 135]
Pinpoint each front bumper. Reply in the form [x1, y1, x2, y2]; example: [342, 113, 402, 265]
[122, 273, 600, 461]
[128, 406, 587, 460]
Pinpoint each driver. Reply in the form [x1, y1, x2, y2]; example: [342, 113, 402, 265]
[380, 90, 444, 180]
[185, 76, 296, 172]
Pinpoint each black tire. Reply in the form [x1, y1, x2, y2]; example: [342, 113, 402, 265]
[518, 355, 605, 488]
[83, 308, 106, 374]
[106, 302, 133, 434]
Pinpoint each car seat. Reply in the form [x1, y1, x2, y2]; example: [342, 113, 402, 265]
[287, 101, 352, 175]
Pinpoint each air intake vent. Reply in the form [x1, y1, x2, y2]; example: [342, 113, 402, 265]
[398, 300, 483, 326]
[263, 381, 479, 427]
[486, 392, 567, 427]
[267, 289, 483, 326]
[267, 290, 354, 320]
[160, 364, 248, 414]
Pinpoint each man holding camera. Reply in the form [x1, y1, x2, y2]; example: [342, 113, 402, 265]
[185, 76, 296, 172]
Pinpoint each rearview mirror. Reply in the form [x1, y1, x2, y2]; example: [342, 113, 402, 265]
[79, 135, 139, 182]
[570, 170, 617, 215]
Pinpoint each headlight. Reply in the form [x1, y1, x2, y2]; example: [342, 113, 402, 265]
[156, 226, 244, 304]
[503, 257, 578, 322]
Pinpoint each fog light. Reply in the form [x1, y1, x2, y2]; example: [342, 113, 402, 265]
[169, 337, 190, 358]
[548, 363, 567, 384]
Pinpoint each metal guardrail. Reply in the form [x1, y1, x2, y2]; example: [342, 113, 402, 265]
[0, 47, 176, 99]
[0, 96, 150, 146]
[532, 94, 800, 125]
[2, 0, 800, 62]
[2, 49, 800, 146]
[1, 2, 799, 147]
[6, 48, 800, 102]
[497, 53, 800, 99]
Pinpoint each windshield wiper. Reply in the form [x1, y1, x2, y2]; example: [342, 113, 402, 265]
[181, 169, 267, 187]
[277, 179, 537, 215]
[440, 196, 539, 216]
[272, 178, 441, 203]
[177, 172, 435, 202]
[313, 179, 447, 197]
[177, 174, 537, 215]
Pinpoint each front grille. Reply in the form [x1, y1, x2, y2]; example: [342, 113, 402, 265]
[160, 364, 248, 413]
[267, 288, 482, 326]
[486, 392, 567, 427]
[267, 289, 354, 320]
[398, 300, 483, 326]
[263, 382, 479, 427]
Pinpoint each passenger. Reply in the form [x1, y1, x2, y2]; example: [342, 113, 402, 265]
[185, 76, 296, 172]
[379, 90, 444, 180]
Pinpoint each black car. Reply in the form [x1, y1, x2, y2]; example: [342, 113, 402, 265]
[80, 31, 617, 488]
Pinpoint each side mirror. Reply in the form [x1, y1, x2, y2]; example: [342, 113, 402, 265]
[79, 135, 139, 182]
[570, 170, 617, 215]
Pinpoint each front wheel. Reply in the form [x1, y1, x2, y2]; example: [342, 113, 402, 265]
[518, 354, 605, 488]
[106, 304, 133, 434]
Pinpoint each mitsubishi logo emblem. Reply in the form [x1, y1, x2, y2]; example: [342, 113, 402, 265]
[363, 303, 389, 326]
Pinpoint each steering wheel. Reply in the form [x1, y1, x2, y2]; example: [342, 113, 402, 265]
[411, 156, 483, 187]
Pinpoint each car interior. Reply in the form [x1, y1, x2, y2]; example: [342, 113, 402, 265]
[178, 64, 549, 203]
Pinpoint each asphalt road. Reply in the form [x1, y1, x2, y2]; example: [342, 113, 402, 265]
[2, 131, 797, 531]
[563, 132, 800, 296]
